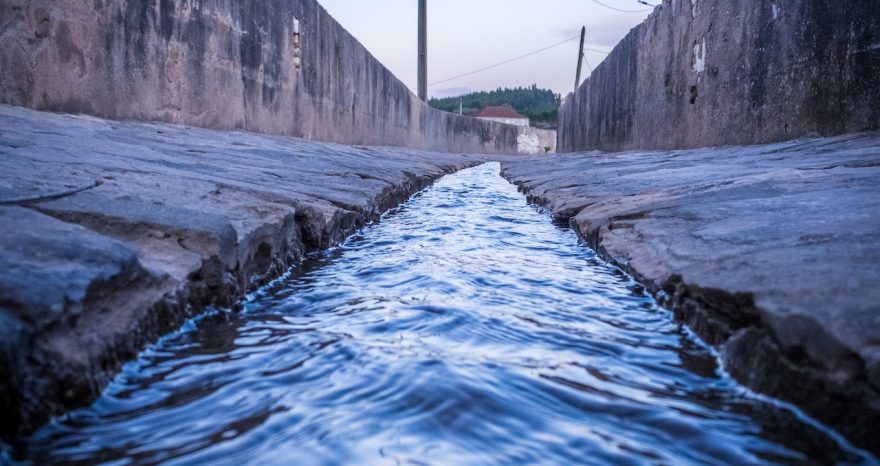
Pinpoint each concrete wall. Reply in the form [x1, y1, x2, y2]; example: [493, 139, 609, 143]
[478, 116, 530, 127]
[558, 0, 880, 152]
[517, 127, 557, 154]
[0, 0, 521, 154]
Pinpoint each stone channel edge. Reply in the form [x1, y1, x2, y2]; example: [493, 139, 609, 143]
[498, 163, 880, 457]
[1, 157, 484, 441]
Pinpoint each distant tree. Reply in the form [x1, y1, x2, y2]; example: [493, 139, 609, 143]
[428, 85, 562, 124]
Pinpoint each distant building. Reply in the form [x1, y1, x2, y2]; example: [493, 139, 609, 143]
[473, 105, 530, 127]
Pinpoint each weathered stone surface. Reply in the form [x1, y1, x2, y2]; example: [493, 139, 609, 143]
[517, 127, 557, 154]
[558, 0, 880, 152]
[0, 0, 526, 154]
[0, 205, 175, 434]
[500, 132, 880, 453]
[0, 104, 486, 438]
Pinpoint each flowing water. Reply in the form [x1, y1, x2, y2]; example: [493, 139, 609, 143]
[15, 163, 874, 465]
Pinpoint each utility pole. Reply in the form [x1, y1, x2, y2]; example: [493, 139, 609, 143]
[418, 0, 428, 101]
[574, 26, 586, 94]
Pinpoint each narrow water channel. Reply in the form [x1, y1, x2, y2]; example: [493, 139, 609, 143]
[18, 163, 871, 464]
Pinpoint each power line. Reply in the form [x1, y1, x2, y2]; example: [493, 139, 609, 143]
[589, 0, 654, 13]
[583, 56, 593, 75]
[429, 35, 581, 87]
[425, 2, 650, 89]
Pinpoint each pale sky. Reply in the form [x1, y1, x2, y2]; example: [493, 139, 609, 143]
[319, 0, 654, 98]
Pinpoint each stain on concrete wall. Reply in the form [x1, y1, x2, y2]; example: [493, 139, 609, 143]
[517, 127, 557, 154]
[558, 0, 880, 152]
[0, 0, 521, 154]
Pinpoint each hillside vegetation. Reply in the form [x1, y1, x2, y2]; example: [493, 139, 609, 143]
[429, 85, 561, 124]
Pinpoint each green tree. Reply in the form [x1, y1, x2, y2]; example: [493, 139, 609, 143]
[428, 85, 561, 124]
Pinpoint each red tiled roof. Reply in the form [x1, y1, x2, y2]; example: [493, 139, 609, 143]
[473, 105, 527, 119]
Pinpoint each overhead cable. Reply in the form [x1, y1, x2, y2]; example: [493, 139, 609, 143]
[589, 0, 654, 13]
[429, 36, 610, 87]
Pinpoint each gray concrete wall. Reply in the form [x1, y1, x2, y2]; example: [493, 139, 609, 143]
[517, 127, 557, 154]
[558, 0, 880, 152]
[0, 0, 520, 153]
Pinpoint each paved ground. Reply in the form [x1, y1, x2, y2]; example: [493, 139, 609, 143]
[500, 134, 880, 453]
[0, 105, 485, 437]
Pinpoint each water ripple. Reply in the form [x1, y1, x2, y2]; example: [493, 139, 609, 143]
[16, 163, 874, 465]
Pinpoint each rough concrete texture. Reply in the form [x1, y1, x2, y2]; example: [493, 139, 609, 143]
[0, 104, 488, 437]
[0, 0, 523, 153]
[500, 132, 880, 453]
[517, 127, 557, 154]
[558, 0, 880, 152]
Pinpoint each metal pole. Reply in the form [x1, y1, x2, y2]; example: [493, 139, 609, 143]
[418, 0, 428, 101]
[574, 26, 585, 94]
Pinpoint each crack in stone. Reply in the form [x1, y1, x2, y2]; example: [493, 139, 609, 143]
[0, 180, 102, 206]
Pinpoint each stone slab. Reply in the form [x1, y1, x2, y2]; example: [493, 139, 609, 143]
[500, 132, 880, 453]
[0, 104, 486, 438]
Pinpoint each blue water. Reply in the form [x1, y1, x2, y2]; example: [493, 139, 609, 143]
[17, 163, 873, 464]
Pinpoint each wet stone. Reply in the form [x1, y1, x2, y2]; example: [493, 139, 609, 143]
[499, 133, 880, 454]
[12, 164, 875, 464]
[0, 104, 483, 439]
